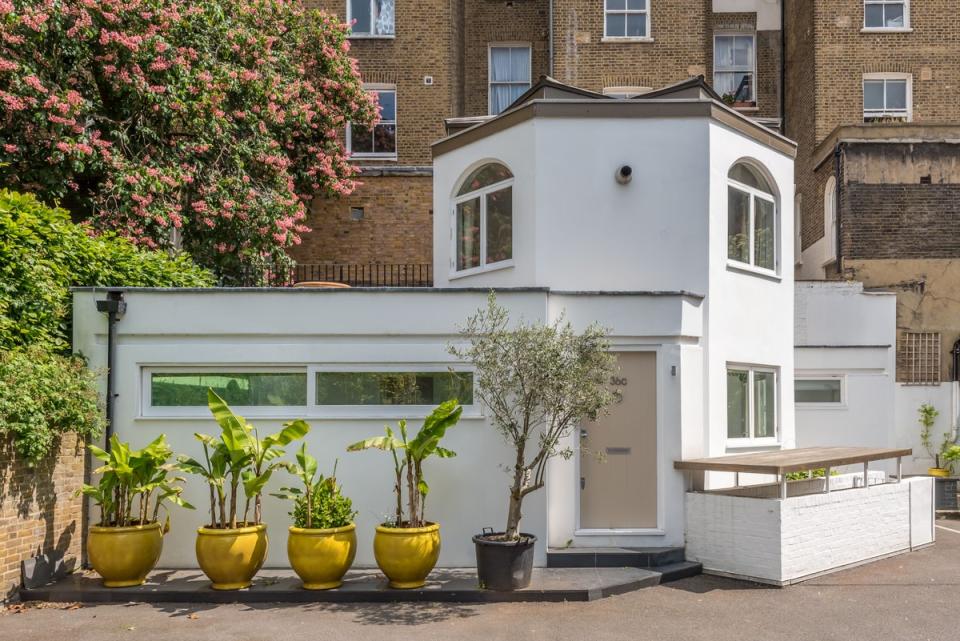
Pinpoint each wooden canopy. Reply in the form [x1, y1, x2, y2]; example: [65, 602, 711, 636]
[674, 446, 912, 476]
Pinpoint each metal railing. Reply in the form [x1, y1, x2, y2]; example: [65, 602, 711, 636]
[229, 263, 433, 288]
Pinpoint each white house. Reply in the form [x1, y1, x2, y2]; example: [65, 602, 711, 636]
[75, 78, 932, 584]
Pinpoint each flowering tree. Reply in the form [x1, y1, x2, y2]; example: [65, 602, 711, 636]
[0, 0, 376, 281]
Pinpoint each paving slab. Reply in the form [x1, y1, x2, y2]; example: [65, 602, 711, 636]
[20, 566, 672, 604]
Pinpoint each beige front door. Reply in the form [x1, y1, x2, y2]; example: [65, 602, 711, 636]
[579, 351, 658, 530]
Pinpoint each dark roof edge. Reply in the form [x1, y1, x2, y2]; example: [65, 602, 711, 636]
[71, 286, 703, 299]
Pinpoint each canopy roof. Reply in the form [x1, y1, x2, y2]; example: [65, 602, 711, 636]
[674, 446, 912, 476]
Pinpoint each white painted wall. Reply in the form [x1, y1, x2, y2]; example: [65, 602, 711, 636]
[794, 282, 897, 455]
[713, 0, 782, 31]
[685, 476, 934, 585]
[895, 384, 955, 474]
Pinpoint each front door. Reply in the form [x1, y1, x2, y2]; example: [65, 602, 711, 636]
[579, 351, 658, 530]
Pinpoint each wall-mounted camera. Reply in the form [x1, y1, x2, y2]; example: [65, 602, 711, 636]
[615, 165, 633, 185]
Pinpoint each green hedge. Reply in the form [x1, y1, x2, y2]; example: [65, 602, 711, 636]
[0, 347, 105, 464]
[0, 190, 213, 352]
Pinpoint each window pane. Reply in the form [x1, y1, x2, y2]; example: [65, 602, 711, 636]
[714, 36, 733, 69]
[486, 186, 512, 264]
[373, 124, 396, 154]
[375, 90, 396, 121]
[351, 0, 372, 34]
[626, 13, 647, 37]
[316, 372, 474, 405]
[509, 47, 531, 82]
[753, 196, 775, 270]
[727, 187, 751, 263]
[863, 80, 885, 110]
[607, 0, 626, 10]
[456, 197, 481, 270]
[884, 3, 904, 28]
[606, 13, 626, 36]
[795, 379, 842, 403]
[864, 4, 884, 27]
[457, 163, 513, 195]
[714, 71, 737, 98]
[349, 124, 373, 154]
[373, 0, 394, 35]
[732, 72, 753, 101]
[727, 370, 749, 439]
[886, 80, 907, 110]
[754, 371, 776, 438]
[627, 0, 646, 9]
[728, 163, 769, 191]
[733, 36, 753, 67]
[151, 373, 307, 407]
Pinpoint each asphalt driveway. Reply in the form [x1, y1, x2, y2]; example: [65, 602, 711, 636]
[4, 519, 959, 641]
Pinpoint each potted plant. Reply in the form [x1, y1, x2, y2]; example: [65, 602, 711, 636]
[79, 434, 192, 587]
[177, 389, 308, 590]
[272, 446, 357, 589]
[918, 403, 951, 477]
[449, 293, 617, 591]
[347, 400, 462, 588]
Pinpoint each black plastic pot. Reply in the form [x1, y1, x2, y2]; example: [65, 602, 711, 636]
[473, 530, 537, 591]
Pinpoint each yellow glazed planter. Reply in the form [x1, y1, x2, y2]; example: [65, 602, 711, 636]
[87, 522, 164, 587]
[195, 524, 268, 590]
[287, 523, 357, 590]
[373, 522, 441, 589]
[929, 467, 951, 478]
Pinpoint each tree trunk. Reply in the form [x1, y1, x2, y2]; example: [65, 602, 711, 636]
[505, 444, 527, 540]
[229, 481, 238, 529]
[405, 456, 419, 527]
[305, 485, 312, 529]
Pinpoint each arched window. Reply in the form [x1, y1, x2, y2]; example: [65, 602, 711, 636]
[454, 162, 514, 272]
[824, 175, 837, 262]
[727, 162, 778, 273]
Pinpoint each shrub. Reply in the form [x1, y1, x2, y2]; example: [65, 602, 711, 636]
[0, 347, 105, 464]
[0, 0, 376, 281]
[0, 190, 213, 352]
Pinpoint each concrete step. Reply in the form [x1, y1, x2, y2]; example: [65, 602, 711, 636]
[546, 546, 687, 569]
[654, 561, 702, 584]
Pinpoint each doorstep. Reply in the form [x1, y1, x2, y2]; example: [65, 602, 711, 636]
[19, 566, 687, 604]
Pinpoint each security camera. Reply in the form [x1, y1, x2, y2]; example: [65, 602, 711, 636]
[615, 165, 633, 185]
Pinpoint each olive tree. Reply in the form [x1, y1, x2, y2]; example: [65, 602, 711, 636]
[449, 293, 617, 541]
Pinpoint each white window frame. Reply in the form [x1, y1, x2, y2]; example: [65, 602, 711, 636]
[795, 374, 847, 409]
[862, 0, 911, 32]
[713, 33, 757, 107]
[602, 0, 652, 42]
[727, 167, 779, 277]
[346, 84, 397, 160]
[140, 364, 479, 420]
[487, 44, 532, 116]
[862, 73, 912, 122]
[450, 168, 515, 278]
[726, 365, 780, 448]
[346, 0, 395, 38]
[602, 86, 653, 99]
[823, 175, 837, 265]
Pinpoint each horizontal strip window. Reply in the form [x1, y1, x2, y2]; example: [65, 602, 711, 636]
[795, 378, 843, 404]
[151, 372, 307, 407]
[316, 371, 474, 406]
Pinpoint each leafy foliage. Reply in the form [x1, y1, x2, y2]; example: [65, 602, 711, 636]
[0, 190, 212, 352]
[0, 346, 105, 463]
[917, 402, 952, 468]
[273, 446, 356, 530]
[80, 434, 193, 527]
[448, 293, 617, 540]
[0, 0, 376, 281]
[177, 389, 308, 528]
[347, 400, 461, 528]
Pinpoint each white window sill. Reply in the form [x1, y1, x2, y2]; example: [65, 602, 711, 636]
[448, 260, 515, 281]
[796, 403, 848, 411]
[725, 438, 781, 451]
[726, 260, 782, 282]
[350, 154, 398, 161]
[138, 407, 485, 421]
[349, 34, 396, 40]
[601, 36, 655, 43]
[860, 27, 913, 34]
[575, 528, 666, 536]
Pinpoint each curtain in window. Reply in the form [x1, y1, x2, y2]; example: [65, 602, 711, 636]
[490, 47, 530, 114]
[375, 0, 394, 35]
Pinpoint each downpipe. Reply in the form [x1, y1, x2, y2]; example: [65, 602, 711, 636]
[95, 291, 126, 451]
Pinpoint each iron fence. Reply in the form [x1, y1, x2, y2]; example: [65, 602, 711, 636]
[229, 263, 433, 288]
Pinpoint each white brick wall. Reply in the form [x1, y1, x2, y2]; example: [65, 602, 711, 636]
[685, 476, 934, 584]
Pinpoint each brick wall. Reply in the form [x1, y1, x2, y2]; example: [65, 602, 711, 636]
[290, 174, 433, 265]
[0, 434, 85, 602]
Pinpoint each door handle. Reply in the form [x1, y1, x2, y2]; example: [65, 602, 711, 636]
[580, 428, 588, 440]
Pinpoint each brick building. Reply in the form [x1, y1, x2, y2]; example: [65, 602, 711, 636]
[788, 1, 960, 383]
[292, 0, 784, 274]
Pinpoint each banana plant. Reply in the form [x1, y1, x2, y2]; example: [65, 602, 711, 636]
[177, 389, 308, 529]
[79, 434, 193, 527]
[272, 445, 355, 529]
[348, 400, 462, 528]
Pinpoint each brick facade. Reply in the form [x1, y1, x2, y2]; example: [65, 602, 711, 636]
[1, 434, 85, 602]
[295, 1, 785, 267]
